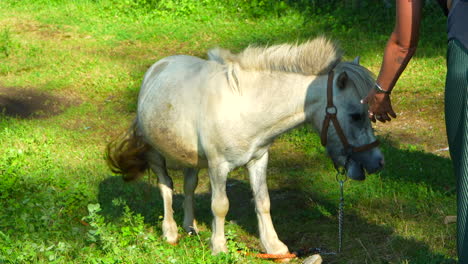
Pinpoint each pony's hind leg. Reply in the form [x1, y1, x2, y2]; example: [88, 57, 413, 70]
[148, 153, 179, 244]
[247, 152, 289, 255]
[183, 168, 199, 235]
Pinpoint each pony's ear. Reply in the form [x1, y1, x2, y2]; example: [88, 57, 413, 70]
[337, 71, 348, 89]
[352, 56, 360, 65]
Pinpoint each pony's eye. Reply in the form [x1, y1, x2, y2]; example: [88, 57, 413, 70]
[350, 113, 363, 121]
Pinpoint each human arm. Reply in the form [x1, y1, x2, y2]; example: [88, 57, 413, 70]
[362, 0, 422, 123]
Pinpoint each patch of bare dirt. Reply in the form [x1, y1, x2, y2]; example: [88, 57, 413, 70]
[4, 17, 83, 41]
[373, 92, 449, 157]
[0, 86, 79, 119]
[96, 39, 198, 68]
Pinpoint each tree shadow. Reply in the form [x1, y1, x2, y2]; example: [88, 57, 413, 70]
[97, 139, 456, 263]
[208, 1, 447, 60]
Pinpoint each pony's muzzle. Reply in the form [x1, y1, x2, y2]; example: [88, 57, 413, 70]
[346, 149, 384, 181]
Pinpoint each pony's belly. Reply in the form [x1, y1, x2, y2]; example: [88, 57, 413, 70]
[148, 126, 207, 168]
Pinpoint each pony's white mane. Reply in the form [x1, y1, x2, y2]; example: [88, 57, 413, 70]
[208, 36, 343, 76]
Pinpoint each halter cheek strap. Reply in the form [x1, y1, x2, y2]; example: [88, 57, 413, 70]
[320, 70, 380, 154]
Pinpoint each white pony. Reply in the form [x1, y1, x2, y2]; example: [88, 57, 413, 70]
[106, 36, 384, 256]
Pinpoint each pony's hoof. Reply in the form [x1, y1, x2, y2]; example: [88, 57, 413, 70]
[162, 220, 179, 244]
[211, 240, 228, 255]
[187, 228, 198, 236]
[164, 234, 179, 245]
[262, 240, 289, 257]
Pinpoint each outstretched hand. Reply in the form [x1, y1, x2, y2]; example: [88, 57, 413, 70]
[361, 89, 397, 123]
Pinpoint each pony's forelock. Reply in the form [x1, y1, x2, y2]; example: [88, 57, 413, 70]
[335, 61, 376, 98]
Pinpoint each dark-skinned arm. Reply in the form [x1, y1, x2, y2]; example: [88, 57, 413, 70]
[362, 0, 422, 123]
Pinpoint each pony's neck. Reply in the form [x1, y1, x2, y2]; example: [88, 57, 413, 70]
[240, 71, 328, 142]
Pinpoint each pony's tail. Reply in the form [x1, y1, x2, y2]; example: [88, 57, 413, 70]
[106, 119, 151, 181]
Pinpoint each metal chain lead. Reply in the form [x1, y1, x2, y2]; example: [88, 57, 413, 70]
[303, 171, 347, 257]
[335, 169, 347, 254]
[338, 179, 345, 253]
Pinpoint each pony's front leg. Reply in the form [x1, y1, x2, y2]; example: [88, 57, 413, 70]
[208, 163, 230, 254]
[183, 168, 199, 234]
[150, 164, 179, 244]
[247, 152, 289, 255]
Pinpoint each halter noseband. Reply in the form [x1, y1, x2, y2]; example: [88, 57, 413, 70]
[320, 70, 380, 156]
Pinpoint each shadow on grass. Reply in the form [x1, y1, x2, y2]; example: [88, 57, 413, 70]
[97, 140, 456, 264]
[380, 138, 455, 194]
[198, 2, 446, 60]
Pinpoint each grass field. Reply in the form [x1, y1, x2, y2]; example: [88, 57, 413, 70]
[0, 0, 457, 263]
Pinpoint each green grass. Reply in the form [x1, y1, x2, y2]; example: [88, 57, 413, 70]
[0, 0, 456, 263]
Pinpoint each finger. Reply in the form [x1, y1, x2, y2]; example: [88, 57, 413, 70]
[376, 114, 386, 123]
[382, 113, 392, 122]
[389, 109, 397, 118]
